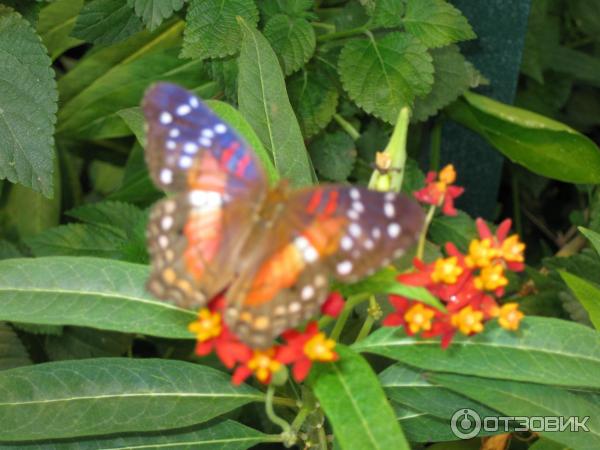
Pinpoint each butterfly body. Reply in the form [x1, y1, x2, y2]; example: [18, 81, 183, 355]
[143, 83, 425, 348]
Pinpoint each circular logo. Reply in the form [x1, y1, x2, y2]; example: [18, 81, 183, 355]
[451, 408, 481, 439]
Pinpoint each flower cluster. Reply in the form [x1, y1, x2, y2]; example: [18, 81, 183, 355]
[384, 167, 526, 348]
[414, 164, 464, 216]
[187, 292, 344, 385]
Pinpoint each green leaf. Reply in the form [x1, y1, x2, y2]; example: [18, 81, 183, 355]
[309, 345, 410, 450]
[0, 420, 273, 450]
[25, 224, 125, 258]
[71, 0, 143, 45]
[258, 0, 314, 20]
[0, 257, 196, 339]
[0, 6, 57, 197]
[67, 200, 145, 238]
[412, 45, 472, 122]
[579, 227, 600, 256]
[0, 358, 263, 441]
[338, 32, 434, 123]
[127, 0, 185, 31]
[430, 373, 600, 450]
[560, 271, 600, 330]
[394, 403, 469, 443]
[59, 21, 184, 104]
[57, 47, 205, 138]
[45, 327, 132, 361]
[447, 92, 600, 184]
[309, 131, 356, 181]
[182, 0, 259, 60]
[37, 0, 84, 60]
[403, 0, 475, 49]
[206, 100, 279, 184]
[288, 65, 339, 138]
[263, 14, 315, 75]
[353, 317, 600, 390]
[0, 322, 30, 370]
[380, 364, 500, 421]
[368, 0, 405, 28]
[0, 240, 21, 259]
[238, 18, 313, 186]
[428, 210, 477, 252]
[108, 144, 161, 206]
[569, 0, 600, 38]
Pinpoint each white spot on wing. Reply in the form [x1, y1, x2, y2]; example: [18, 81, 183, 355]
[384, 202, 395, 218]
[189, 190, 223, 209]
[349, 223, 362, 238]
[202, 129, 215, 138]
[158, 235, 168, 248]
[199, 137, 212, 147]
[179, 156, 192, 168]
[214, 123, 227, 134]
[350, 188, 360, 200]
[388, 223, 401, 238]
[161, 216, 173, 230]
[160, 112, 172, 124]
[314, 274, 327, 287]
[372, 227, 381, 239]
[184, 142, 198, 154]
[169, 128, 180, 138]
[352, 201, 365, 213]
[337, 260, 353, 275]
[189, 96, 199, 108]
[289, 302, 301, 313]
[160, 169, 173, 184]
[341, 235, 353, 250]
[347, 209, 359, 220]
[304, 247, 319, 263]
[166, 140, 176, 150]
[176, 104, 191, 116]
[301, 285, 315, 300]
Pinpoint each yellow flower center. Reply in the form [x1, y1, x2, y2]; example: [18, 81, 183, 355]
[498, 303, 524, 331]
[248, 349, 282, 383]
[431, 256, 463, 284]
[304, 332, 337, 362]
[404, 303, 435, 334]
[474, 264, 508, 291]
[188, 309, 222, 342]
[451, 306, 484, 335]
[439, 164, 457, 184]
[466, 238, 498, 268]
[501, 235, 525, 263]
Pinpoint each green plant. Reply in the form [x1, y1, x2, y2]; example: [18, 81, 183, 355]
[0, 1, 599, 449]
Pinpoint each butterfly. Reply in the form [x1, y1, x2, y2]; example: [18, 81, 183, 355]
[143, 83, 425, 349]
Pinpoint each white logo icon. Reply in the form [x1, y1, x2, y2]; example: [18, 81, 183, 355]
[451, 408, 481, 439]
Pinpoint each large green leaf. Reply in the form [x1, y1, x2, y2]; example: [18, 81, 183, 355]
[309, 131, 356, 182]
[0, 420, 275, 449]
[67, 201, 145, 237]
[0, 322, 30, 370]
[182, 0, 259, 59]
[353, 317, 600, 390]
[338, 32, 433, 123]
[71, 0, 143, 45]
[37, 0, 84, 60]
[57, 47, 204, 138]
[309, 345, 410, 450]
[238, 18, 313, 186]
[127, 0, 185, 30]
[0, 358, 263, 441]
[447, 92, 600, 184]
[412, 45, 472, 122]
[0, 6, 57, 197]
[380, 364, 500, 421]
[263, 14, 315, 75]
[403, 0, 475, 48]
[45, 327, 132, 361]
[431, 373, 600, 450]
[58, 20, 184, 104]
[560, 271, 600, 330]
[367, 0, 405, 28]
[0, 257, 196, 339]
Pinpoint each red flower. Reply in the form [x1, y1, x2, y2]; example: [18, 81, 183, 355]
[414, 164, 464, 216]
[278, 322, 338, 382]
[475, 218, 526, 272]
[232, 347, 284, 385]
[321, 291, 345, 318]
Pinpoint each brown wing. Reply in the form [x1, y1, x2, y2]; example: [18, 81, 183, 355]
[223, 185, 425, 348]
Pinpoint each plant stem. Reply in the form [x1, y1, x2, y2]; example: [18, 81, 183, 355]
[429, 120, 442, 172]
[333, 113, 360, 140]
[311, 22, 336, 31]
[416, 205, 436, 260]
[354, 295, 378, 342]
[291, 404, 312, 432]
[330, 293, 371, 341]
[266, 385, 296, 446]
[272, 396, 299, 408]
[316, 25, 369, 42]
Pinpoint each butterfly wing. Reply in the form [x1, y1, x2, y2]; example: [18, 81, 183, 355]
[224, 186, 425, 347]
[143, 83, 267, 308]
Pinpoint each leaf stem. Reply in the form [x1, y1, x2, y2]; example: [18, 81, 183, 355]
[354, 296, 378, 342]
[416, 205, 436, 260]
[272, 395, 299, 408]
[333, 113, 360, 140]
[266, 385, 297, 446]
[330, 293, 371, 341]
[311, 21, 336, 32]
[316, 25, 370, 42]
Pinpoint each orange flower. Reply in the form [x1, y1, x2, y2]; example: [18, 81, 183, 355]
[233, 347, 283, 385]
[188, 308, 222, 342]
[498, 303, 524, 331]
[451, 306, 484, 335]
[431, 256, 464, 284]
[466, 238, 498, 268]
[304, 332, 337, 362]
[404, 303, 435, 334]
[474, 263, 508, 292]
[414, 164, 464, 216]
[501, 235, 526, 264]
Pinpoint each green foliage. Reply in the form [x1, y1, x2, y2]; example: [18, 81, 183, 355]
[2, 0, 600, 448]
[0, 5, 57, 197]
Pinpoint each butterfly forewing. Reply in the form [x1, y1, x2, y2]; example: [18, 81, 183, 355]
[143, 83, 267, 309]
[224, 185, 425, 347]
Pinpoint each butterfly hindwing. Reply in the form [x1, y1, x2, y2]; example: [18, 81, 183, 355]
[224, 186, 425, 347]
